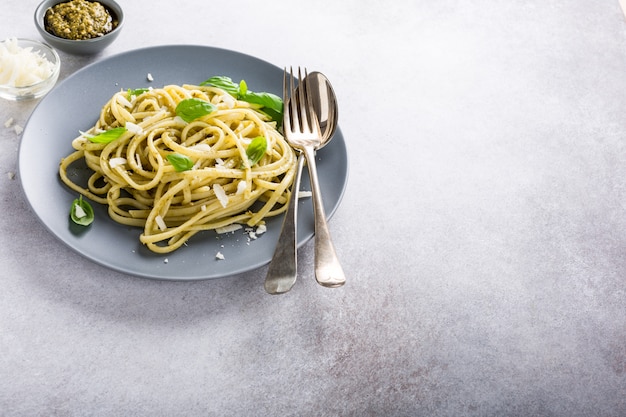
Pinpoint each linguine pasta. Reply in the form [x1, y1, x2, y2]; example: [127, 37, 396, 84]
[59, 83, 296, 253]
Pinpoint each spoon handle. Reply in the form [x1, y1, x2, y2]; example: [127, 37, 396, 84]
[264, 153, 305, 294]
[302, 145, 346, 288]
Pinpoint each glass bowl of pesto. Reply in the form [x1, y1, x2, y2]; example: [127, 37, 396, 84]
[34, 0, 124, 55]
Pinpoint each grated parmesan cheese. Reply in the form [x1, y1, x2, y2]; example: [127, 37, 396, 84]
[155, 215, 167, 231]
[0, 38, 55, 87]
[215, 224, 242, 234]
[74, 204, 87, 219]
[245, 224, 267, 241]
[214, 157, 227, 171]
[125, 121, 143, 135]
[221, 94, 235, 109]
[190, 143, 212, 152]
[109, 157, 126, 168]
[4, 117, 13, 128]
[116, 94, 132, 108]
[213, 183, 228, 207]
[236, 180, 247, 195]
[215, 251, 225, 260]
[13, 124, 23, 135]
[147, 73, 154, 82]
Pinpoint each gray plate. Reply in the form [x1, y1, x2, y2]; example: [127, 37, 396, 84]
[18, 45, 348, 280]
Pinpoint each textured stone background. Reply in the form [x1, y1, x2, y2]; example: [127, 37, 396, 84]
[1, 0, 625, 415]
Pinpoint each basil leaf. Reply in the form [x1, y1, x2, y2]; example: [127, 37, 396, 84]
[88, 127, 127, 144]
[200, 76, 239, 96]
[239, 79, 248, 96]
[200, 75, 283, 123]
[175, 98, 216, 123]
[128, 88, 150, 97]
[246, 136, 267, 167]
[167, 153, 194, 172]
[244, 91, 284, 121]
[70, 195, 94, 226]
[241, 91, 282, 111]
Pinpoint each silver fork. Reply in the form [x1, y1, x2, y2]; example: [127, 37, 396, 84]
[265, 67, 345, 292]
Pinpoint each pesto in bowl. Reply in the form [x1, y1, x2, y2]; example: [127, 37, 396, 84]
[44, 0, 118, 40]
[34, 0, 124, 55]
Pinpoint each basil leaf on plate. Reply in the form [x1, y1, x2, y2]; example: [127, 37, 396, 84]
[167, 153, 194, 172]
[127, 88, 150, 97]
[87, 127, 127, 144]
[200, 76, 239, 96]
[70, 195, 94, 226]
[239, 79, 248, 96]
[241, 91, 283, 122]
[245, 136, 267, 167]
[175, 98, 216, 123]
[200, 76, 283, 123]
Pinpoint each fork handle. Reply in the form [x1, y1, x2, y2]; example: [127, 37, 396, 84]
[302, 145, 346, 288]
[264, 153, 305, 294]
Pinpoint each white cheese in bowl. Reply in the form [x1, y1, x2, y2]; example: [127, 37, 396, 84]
[0, 38, 55, 87]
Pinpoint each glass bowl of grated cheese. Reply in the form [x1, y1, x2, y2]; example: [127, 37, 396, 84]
[0, 38, 60, 101]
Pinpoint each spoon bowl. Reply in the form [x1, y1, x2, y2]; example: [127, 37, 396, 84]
[307, 71, 338, 147]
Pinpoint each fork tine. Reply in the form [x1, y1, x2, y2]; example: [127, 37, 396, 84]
[282, 67, 291, 133]
[283, 66, 321, 138]
[290, 67, 300, 132]
[295, 67, 306, 132]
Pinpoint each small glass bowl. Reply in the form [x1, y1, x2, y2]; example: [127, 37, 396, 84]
[0, 38, 60, 101]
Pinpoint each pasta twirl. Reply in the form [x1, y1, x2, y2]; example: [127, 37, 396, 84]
[59, 84, 296, 253]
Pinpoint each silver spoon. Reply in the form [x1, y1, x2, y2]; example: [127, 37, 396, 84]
[264, 72, 339, 294]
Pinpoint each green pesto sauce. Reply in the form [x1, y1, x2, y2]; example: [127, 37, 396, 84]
[44, 0, 117, 40]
